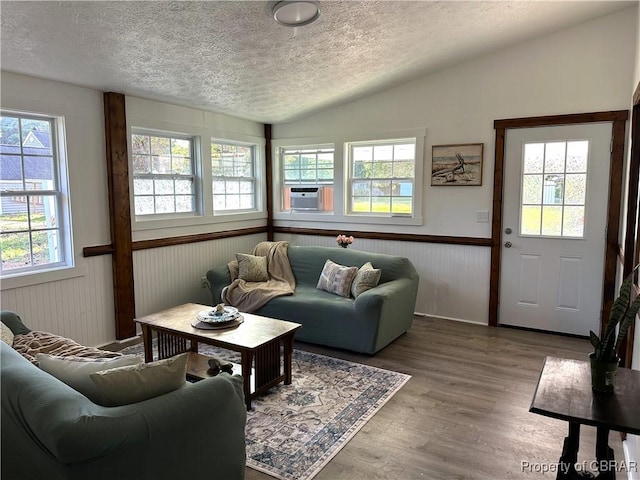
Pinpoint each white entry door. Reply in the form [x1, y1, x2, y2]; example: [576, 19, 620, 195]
[499, 123, 612, 336]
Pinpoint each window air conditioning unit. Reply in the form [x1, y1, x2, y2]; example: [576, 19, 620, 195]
[290, 187, 322, 211]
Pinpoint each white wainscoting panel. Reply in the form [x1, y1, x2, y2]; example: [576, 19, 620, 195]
[133, 233, 266, 319]
[274, 233, 491, 324]
[1, 256, 115, 347]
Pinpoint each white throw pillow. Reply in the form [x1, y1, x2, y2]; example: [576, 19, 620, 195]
[316, 259, 359, 298]
[1, 321, 14, 346]
[351, 262, 382, 298]
[89, 353, 189, 407]
[37, 353, 142, 403]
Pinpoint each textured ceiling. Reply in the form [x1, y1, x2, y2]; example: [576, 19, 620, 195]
[0, 1, 635, 123]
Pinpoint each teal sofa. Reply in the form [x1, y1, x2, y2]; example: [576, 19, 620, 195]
[206, 245, 419, 354]
[1, 312, 247, 480]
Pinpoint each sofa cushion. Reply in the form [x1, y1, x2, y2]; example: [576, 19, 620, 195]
[37, 353, 142, 403]
[316, 259, 358, 298]
[236, 253, 269, 282]
[351, 262, 382, 298]
[89, 352, 189, 406]
[1, 322, 15, 346]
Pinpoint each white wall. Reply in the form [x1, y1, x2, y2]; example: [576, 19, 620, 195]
[273, 7, 637, 324]
[0, 72, 115, 345]
[625, 7, 639, 480]
[0, 73, 268, 345]
[1, 7, 637, 343]
[126, 97, 269, 319]
[125, 96, 267, 241]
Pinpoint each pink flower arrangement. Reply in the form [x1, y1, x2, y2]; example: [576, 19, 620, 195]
[336, 234, 354, 248]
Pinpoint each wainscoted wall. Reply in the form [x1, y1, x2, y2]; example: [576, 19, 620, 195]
[275, 233, 491, 324]
[133, 233, 266, 320]
[1, 256, 115, 346]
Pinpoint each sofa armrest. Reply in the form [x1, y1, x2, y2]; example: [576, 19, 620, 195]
[354, 277, 418, 348]
[354, 277, 416, 314]
[2, 345, 246, 478]
[206, 265, 232, 305]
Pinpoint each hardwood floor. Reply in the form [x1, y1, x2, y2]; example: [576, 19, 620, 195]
[245, 316, 624, 480]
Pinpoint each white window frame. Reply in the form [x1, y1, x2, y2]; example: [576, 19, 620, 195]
[519, 139, 590, 239]
[211, 138, 259, 215]
[346, 137, 416, 217]
[128, 121, 266, 235]
[130, 128, 199, 220]
[272, 130, 424, 226]
[0, 110, 74, 279]
[279, 144, 335, 213]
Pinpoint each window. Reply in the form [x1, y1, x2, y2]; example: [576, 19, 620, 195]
[0, 112, 71, 276]
[211, 141, 256, 212]
[521, 140, 588, 237]
[131, 131, 196, 216]
[347, 139, 415, 215]
[281, 146, 334, 212]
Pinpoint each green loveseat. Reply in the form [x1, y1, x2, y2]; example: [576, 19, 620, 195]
[206, 245, 419, 354]
[1, 312, 247, 480]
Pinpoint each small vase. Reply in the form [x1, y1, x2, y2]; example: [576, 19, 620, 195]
[589, 352, 619, 394]
[339, 244, 348, 248]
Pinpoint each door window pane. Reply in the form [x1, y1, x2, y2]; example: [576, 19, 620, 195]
[524, 143, 544, 173]
[541, 206, 562, 236]
[521, 206, 541, 235]
[562, 206, 585, 237]
[522, 175, 542, 204]
[520, 140, 589, 238]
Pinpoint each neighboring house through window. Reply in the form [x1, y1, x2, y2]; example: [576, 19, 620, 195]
[0, 112, 72, 276]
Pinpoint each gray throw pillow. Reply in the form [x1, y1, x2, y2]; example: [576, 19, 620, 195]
[37, 353, 142, 403]
[235, 253, 269, 282]
[351, 262, 382, 298]
[317, 259, 358, 298]
[90, 353, 189, 407]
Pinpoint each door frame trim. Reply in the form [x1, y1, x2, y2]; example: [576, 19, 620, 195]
[490, 111, 629, 333]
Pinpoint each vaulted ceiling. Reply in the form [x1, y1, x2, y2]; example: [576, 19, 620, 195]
[1, 1, 634, 123]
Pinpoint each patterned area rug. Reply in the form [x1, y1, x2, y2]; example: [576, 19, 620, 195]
[122, 342, 410, 480]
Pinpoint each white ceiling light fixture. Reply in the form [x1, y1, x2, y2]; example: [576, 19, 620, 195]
[272, 1, 320, 27]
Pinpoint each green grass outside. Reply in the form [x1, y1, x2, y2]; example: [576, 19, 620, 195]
[1, 213, 49, 262]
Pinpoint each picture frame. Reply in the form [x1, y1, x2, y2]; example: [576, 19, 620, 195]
[431, 143, 483, 186]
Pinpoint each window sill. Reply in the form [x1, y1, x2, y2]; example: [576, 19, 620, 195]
[273, 212, 422, 226]
[1, 263, 88, 290]
[133, 211, 267, 232]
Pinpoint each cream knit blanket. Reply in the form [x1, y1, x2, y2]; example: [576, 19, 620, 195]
[222, 241, 296, 312]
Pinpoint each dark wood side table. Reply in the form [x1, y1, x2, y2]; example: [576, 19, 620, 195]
[530, 356, 640, 479]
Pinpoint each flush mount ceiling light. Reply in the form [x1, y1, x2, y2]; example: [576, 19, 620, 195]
[272, 1, 320, 27]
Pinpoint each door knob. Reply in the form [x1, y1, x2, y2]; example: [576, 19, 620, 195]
[504, 241, 512, 248]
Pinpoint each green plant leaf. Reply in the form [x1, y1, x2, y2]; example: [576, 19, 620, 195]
[615, 293, 640, 353]
[597, 270, 636, 360]
[589, 331, 600, 349]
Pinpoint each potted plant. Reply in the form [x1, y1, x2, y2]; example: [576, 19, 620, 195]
[589, 265, 640, 393]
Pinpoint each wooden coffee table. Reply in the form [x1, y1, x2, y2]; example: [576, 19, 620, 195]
[134, 303, 301, 410]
